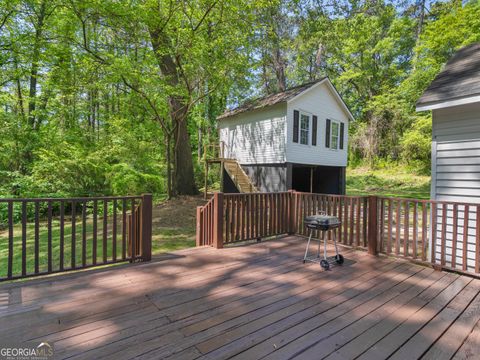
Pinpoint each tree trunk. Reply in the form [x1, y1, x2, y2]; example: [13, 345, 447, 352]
[28, 0, 47, 129]
[174, 118, 196, 195]
[149, 28, 197, 195]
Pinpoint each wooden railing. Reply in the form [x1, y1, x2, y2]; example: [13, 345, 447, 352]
[0, 194, 152, 282]
[203, 141, 226, 161]
[196, 191, 480, 277]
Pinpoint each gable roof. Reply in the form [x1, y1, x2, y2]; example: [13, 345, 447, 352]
[217, 78, 327, 120]
[417, 42, 480, 111]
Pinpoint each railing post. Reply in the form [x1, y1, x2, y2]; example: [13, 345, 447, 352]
[141, 194, 152, 261]
[196, 206, 203, 246]
[213, 192, 224, 249]
[368, 195, 378, 256]
[288, 190, 296, 234]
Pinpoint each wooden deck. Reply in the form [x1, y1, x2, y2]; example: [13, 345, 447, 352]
[1, 236, 480, 360]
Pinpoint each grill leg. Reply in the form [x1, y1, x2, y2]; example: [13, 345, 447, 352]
[333, 230, 339, 256]
[323, 231, 328, 260]
[304, 229, 313, 262]
[317, 231, 321, 258]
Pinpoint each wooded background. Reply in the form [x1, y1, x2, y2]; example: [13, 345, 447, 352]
[1, 0, 479, 199]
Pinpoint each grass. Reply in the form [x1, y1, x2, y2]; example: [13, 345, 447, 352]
[346, 166, 431, 199]
[152, 228, 196, 253]
[0, 217, 127, 279]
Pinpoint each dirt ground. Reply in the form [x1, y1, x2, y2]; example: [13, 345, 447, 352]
[151, 195, 207, 254]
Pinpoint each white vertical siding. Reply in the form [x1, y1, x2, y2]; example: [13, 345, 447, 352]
[431, 102, 480, 271]
[285, 82, 349, 166]
[218, 103, 287, 165]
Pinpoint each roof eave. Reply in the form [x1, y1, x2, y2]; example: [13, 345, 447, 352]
[416, 93, 480, 112]
[286, 78, 355, 121]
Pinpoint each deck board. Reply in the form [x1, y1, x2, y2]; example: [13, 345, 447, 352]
[1, 236, 479, 360]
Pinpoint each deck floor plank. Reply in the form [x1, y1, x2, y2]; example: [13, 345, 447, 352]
[1, 236, 479, 360]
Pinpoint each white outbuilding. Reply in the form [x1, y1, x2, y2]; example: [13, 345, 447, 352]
[216, 77, 354, 194]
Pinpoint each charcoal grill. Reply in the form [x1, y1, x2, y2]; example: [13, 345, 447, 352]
[303, 212, 343, 270]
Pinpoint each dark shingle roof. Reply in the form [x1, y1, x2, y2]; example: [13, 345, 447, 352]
[417, 42, 480, 107]
[217, 78, 326, 120]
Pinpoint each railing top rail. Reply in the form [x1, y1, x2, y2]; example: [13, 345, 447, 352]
[0, 195, 143, 202]
[378, 195, 480, 207]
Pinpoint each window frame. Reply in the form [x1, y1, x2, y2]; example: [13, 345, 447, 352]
[299, 111, 311, 146]
[329, 120, 340, 150]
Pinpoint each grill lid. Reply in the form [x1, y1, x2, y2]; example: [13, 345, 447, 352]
[304, 214, 341, 229]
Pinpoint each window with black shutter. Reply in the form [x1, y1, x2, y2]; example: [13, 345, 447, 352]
[293, 110, 299, 143]
[325, 119, 331, 148]
[312, 115, 318, 146]
[340, 122, 345, 149]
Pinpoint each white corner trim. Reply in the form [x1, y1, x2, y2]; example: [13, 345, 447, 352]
[416, 94, 480, 112]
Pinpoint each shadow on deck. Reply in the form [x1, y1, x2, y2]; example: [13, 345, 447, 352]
[0, 236, 479, 360]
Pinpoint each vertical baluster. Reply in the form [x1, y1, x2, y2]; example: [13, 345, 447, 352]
[131, 199, 136, 260]
[363, 197, 368, 247]
[441, 203, 447, 266]
[452, 204, 458, 269]
[47, 201, 52, 273]
[103, 199, 108, 263]
[356, 198, 361, 247]
[21, 201, 27, 277]
[122, 199, 126, 260]
[34, 201, 39, 274]
[338, 197, 343, 243]
[422, 202, 427, 261]
[93, 200, 98, 264]
[246, 195, 251, 239]
[7, 201, 13, 279]
[82, 201, 87, 267]
[112, 200, 117, 261]
[431, 203, 437, 265]
[395, 200, 401, 256]
[404, 201, 409, 257]
[379, 198, 385, 253]
[350, 198, 355, 246]
[225, 197, 230, 244]
[343, 197, 349, 243]
[60, 201, 65, 271]
[71, 200, 76, 269]
[387, 199, 393, 255]
[413, 202, 417, 260]
[463, 205, 469, 271]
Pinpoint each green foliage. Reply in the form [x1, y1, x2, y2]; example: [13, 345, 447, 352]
[1, 0, 479, 202]
[400, 115, 432, 174]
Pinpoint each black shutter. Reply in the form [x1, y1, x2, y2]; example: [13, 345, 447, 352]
[312, 115, 318, 146]
[325, 119, 331, 148]
[293, 110, 299, 143]
[340, 122, 345, 149]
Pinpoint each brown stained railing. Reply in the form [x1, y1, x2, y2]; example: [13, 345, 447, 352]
[0, 194, 152, 282]
[377, 197, 480, 275]
[196, 191, 370, 250]
[196, 191, 480, 277]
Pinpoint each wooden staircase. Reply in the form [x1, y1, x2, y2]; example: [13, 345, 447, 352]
[223, 160, 258, 193]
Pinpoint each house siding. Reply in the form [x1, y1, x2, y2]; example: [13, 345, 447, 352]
[431, 102, 480, 271]
[286, 82, 349, 167]
[432, 103, 480, 203]
[218, 103, 286, 165]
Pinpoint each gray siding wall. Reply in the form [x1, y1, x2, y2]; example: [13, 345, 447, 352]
[241, 164, 287, 192]
[432, 102, 480, 203]
[431, 102, 480, 271]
